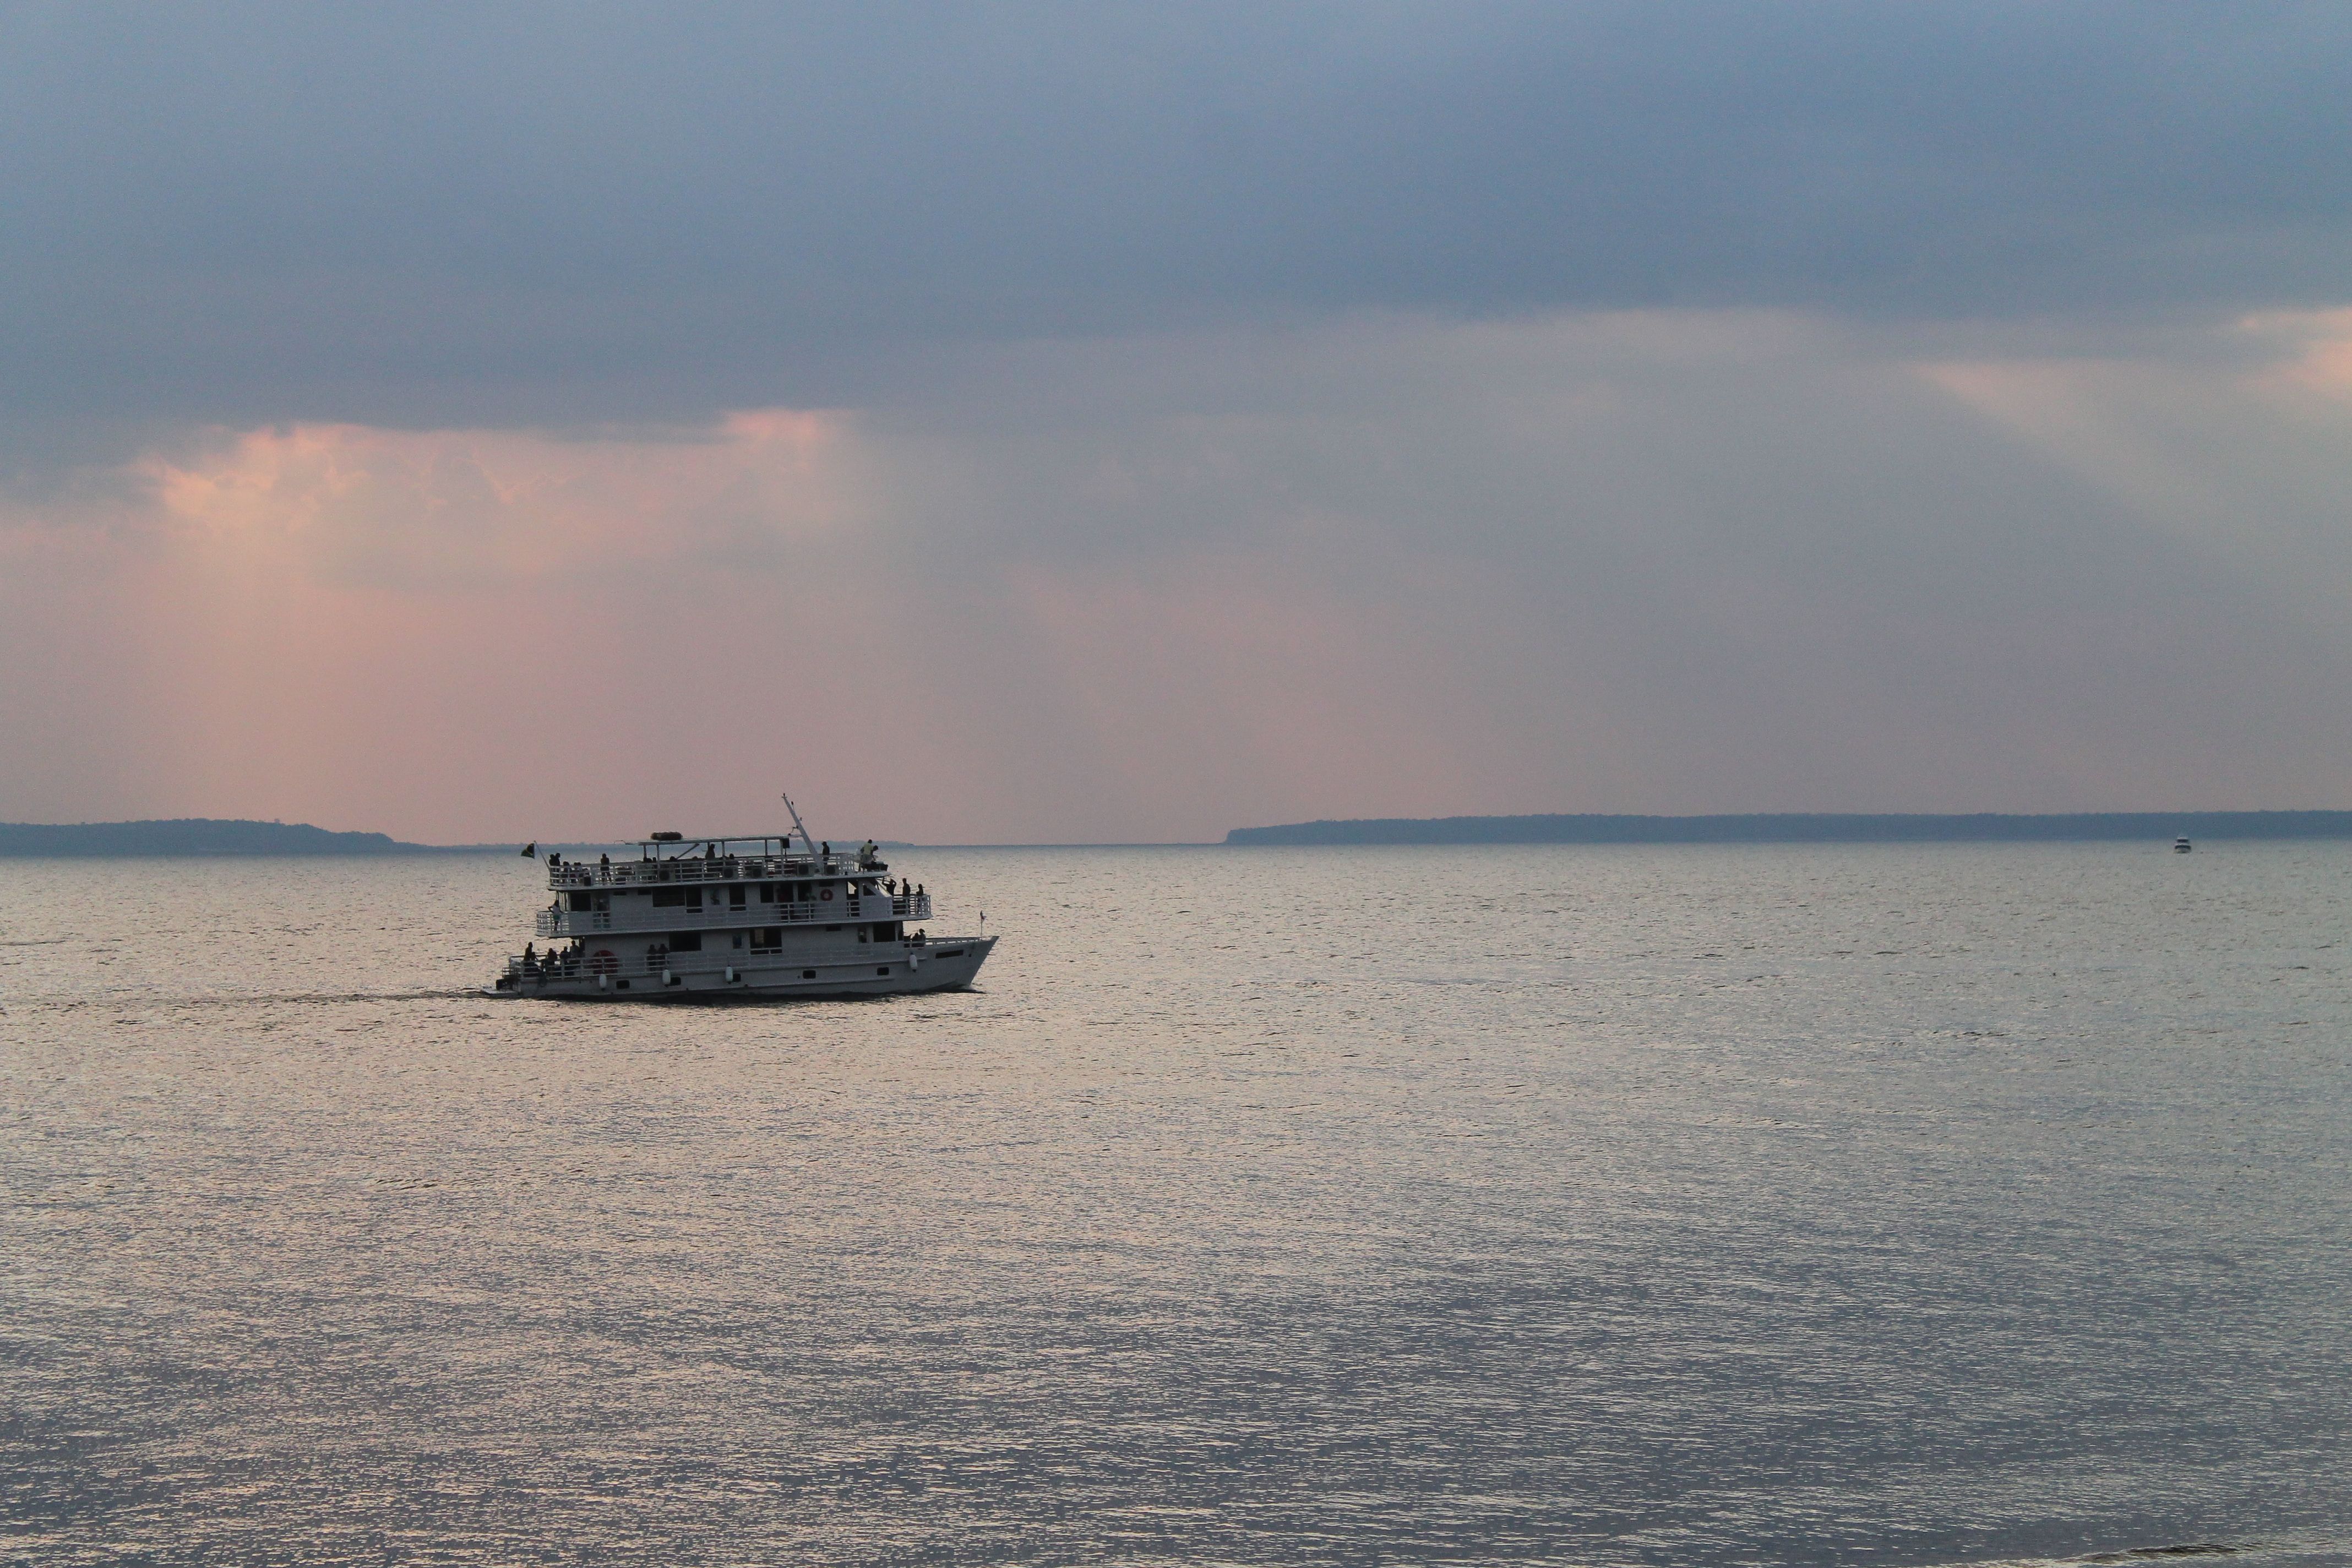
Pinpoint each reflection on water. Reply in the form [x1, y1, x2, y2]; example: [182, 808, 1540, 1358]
[3, 844, 2349, 1565]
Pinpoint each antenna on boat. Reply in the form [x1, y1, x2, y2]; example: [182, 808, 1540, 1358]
[781, 792, 812, 851]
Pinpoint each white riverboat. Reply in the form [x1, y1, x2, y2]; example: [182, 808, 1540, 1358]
[487, 801, 994, 1000]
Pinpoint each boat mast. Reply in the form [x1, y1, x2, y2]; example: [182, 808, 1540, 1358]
[781, 792, 813, 853]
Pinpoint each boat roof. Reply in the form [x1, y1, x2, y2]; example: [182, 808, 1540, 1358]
[613, 834, 878, 852]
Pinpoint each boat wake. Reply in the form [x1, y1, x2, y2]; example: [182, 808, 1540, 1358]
[24, 987, 484, 1009]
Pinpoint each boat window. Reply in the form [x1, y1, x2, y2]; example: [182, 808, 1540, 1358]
[758, 883, 778, 903]
[728, 885, 746, 909]
[750, 928, 782, 953]
[870, 922, 900, 943]
[669, 932, 704, 952]
[650, 889, 704, 910]
[567, 891, 593, 912]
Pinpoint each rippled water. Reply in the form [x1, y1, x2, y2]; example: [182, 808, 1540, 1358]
[4, 843, 2349, 1566]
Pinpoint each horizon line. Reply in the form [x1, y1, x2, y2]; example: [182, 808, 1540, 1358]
[8, 810, 2352, 857]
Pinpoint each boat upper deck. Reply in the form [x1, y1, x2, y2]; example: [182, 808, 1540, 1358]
[548, 836, 881, 890]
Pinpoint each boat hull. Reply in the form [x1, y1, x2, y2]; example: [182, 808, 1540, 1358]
[485, 937, 996, 1001]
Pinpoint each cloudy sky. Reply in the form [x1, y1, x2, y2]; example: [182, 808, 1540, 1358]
[4, 1, 2349, 843]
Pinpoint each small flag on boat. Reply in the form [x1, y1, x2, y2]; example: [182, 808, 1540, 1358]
[520, 842, 536, 857]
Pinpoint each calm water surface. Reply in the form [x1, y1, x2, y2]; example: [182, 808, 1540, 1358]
[3, 844, 2348, 1566]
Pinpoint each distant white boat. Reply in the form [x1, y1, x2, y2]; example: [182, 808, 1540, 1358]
[2174, 836, 2193, 854]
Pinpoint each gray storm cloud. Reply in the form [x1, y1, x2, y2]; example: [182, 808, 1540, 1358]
[2, 1, 2349, 441]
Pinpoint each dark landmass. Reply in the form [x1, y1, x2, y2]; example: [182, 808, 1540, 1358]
[0, 819, 449, 856]
[1225, 812, 2352, 846]
[0, 819, 919, 857]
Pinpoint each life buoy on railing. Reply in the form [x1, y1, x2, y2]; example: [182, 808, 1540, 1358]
[820, 887, 834, 901]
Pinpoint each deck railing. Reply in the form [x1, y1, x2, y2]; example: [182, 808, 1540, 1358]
[535, 892, 931, 939]
[548, 851, 880, 890]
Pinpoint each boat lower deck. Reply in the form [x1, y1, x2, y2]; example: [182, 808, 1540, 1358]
[488, 937, 995, 1001]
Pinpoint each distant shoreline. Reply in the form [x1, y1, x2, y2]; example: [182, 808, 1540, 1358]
[1224, 811, 2352, 846]
[0, 819, 505, 857]
[10, 813, 2351, 857]
[0, 819, 913, 857]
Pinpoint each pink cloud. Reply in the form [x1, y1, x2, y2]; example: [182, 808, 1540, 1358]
[8, 309, 2352, 842]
